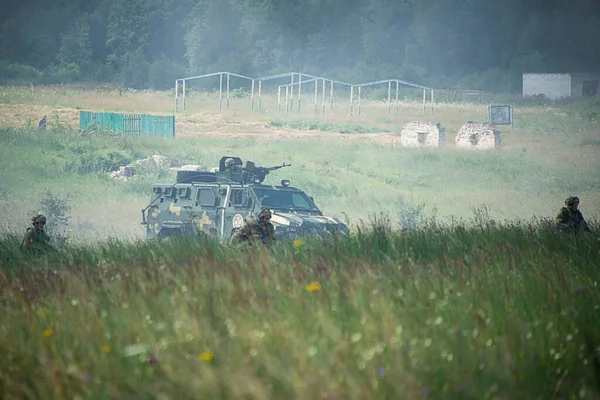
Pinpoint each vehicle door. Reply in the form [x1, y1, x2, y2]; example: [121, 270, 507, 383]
[192, 185, 221, 237]
[224, 187, 254, 239]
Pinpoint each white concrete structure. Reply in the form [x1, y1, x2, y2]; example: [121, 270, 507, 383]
[135, 155, 175, 171]
[455, 122, 500, 151]
[399, 121, 446, 148]
[523, 73, 600, 100]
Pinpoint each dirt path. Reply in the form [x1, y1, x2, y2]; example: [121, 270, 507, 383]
[0, 104, 404, 145]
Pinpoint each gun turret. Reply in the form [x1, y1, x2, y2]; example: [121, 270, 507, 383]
[245, 161, 291, 184]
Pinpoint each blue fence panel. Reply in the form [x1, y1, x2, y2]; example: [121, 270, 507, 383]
[141, 115, 175, 138]
[79, 111, 175, 138]
[79, 111, 92, 129]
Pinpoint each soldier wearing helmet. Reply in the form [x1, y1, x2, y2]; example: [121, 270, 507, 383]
[229, 209, 276, 246]
[556, 196, 590, 234]
[22, 214, 53, 254]
[224, 158, 240, 172]
[257, 208, 276, 244]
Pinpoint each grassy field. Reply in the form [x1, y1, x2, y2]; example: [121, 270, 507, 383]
[0, 84, 599, 398]
[0, 84, 599, 242]
[1, 222, 599, 399]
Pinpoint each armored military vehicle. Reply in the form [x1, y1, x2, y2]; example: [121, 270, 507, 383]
[141, 156, 349, 242]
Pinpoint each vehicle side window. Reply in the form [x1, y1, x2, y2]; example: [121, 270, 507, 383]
[196, 188, 216, 207]
[178, 187, 191, 199]
[229, 189, 252, 207]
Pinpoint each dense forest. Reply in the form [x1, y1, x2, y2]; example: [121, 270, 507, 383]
[0, 0, 599, 92]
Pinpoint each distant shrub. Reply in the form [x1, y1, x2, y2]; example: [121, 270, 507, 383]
[268, 119, 286, 128]
[42, 63, 81, 83]
[67, 149, 136, 175]
[0, 61, 43, 83]
[564, 98, 600, 122]
[229, 87, 249, 98]
[397, 195, 427, 231]
[27, 189, 72, 246]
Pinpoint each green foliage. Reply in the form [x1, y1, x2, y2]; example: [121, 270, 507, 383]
[67, 149, 137, 175]
[185, 0, 250, 74]
[32, 189, 72, 245]
[43, 63, 82, 83]
[0, 61, 43, 83]
[564, 98, 600, 123]
[268, 119, 385, 134]
[148, 54, 187, 90]
[119, 50, 150, 89]
[397, 195, 428, 231]
[57, 14, 92, 68]
[457, 68, 512, 93]
[1, 0, 600, 92]
[0, 222, 599, 397]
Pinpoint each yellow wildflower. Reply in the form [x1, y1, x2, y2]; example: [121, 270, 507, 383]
[43, 329, 54, 337]
[306, 282, 321, 292]
[293, 239, 304, 249]
[102, 345, 111, 353]
[199, 352, 214, 361]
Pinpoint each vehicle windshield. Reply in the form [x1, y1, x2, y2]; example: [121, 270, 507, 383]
[253, 188, 320, 212]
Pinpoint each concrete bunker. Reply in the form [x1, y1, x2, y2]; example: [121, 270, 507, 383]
[400, 121, 446, 148]
[455, 122, 501, 150]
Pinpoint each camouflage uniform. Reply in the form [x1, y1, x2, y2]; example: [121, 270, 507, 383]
[229, 209, 276, 246]
[22, 214, 53, 255]
[556, 196, 590, 234]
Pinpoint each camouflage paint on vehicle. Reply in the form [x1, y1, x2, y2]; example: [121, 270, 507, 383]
[141, 156, 349, 242]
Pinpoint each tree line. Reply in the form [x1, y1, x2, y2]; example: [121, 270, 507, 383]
[1, 0, 599, 93]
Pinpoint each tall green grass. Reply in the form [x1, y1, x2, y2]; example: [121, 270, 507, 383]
[1, 221, 599, 399]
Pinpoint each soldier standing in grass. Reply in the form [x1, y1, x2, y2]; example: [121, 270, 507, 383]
[38, 115, 46, 130]
[556, 196, 591, 234]
[229, 209, 276, 246]
[22, 214, 54, 255]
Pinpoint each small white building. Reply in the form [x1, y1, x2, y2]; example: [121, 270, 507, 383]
[523, 73, 600, 100]
[399, 121, 446, 148]
[455, 122, 500, 151]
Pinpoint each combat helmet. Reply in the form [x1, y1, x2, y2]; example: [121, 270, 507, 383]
[565, 196, 580, 206]
[32, 214, 46, 224]
[244, 215, 257, 225]
[258, 208, 272, 220]
[225, 158, 236, 168]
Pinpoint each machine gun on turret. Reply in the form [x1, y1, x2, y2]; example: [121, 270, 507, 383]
[244, 161, 291, 184]
[214, 156, 291, 184]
